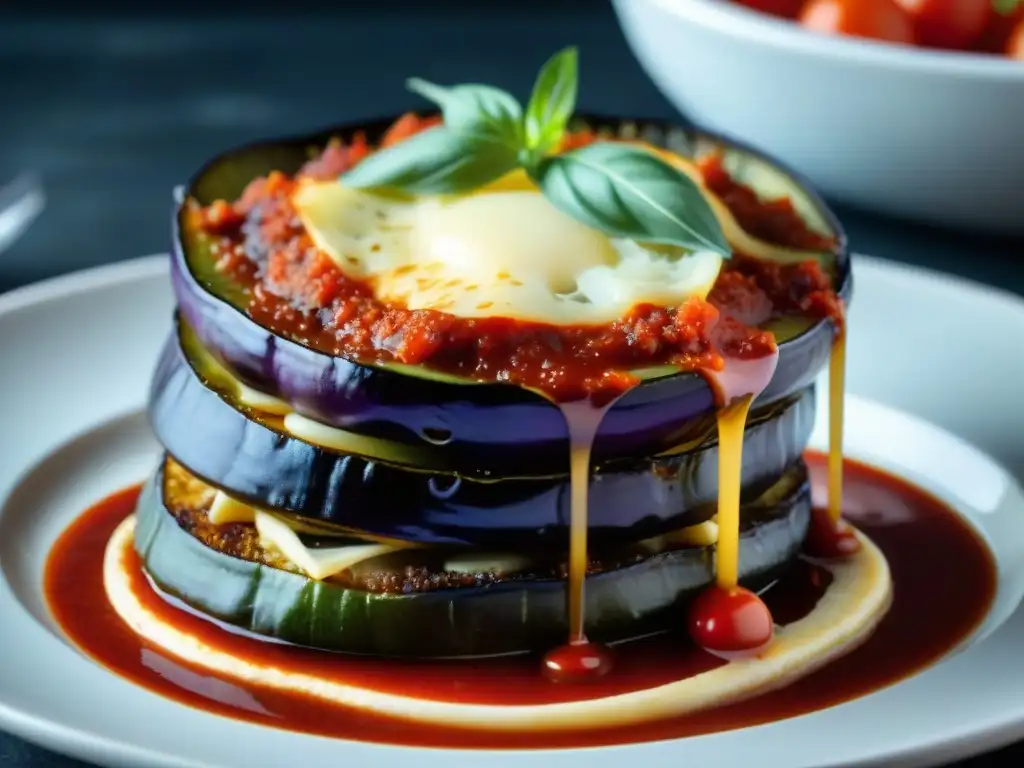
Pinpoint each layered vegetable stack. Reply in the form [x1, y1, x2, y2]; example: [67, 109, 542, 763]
[135, 56, 849, 659]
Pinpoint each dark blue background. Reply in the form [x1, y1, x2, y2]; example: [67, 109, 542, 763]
[0, 2, 1021, 765]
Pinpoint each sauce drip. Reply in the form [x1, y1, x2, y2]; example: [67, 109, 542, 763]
[809, 325, 860, 559]
[713, 394, 753, 590]
[688, 350, 779, 656]
[543, 396, 626, 681]
[828, 328, 847, 524]
[44, 455, 997, 750]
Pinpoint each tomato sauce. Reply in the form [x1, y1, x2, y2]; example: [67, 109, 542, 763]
[698, 152, 838, 253]
[45, 454, 995, 749]
[190, 115, 841, 402]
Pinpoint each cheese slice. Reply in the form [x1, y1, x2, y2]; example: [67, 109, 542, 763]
[208, 490, 422, 547]
[213, 489, 717, 582]
[208, 491, 257, 525]
[254, 510, 398, 581]
[293, 178, 724, 325]
[666, 518, 719, 548]
[281, 412, 441, 468]
[189, 334, 293, 415]
[292, 139, 832, 326]
[639, 518, 719, 553]
[235, 383, 291, 415]
[481, 153, 824, 269]
[189, 334, 451, 469]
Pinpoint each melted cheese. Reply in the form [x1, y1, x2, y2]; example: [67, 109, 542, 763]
[253, 510, 398, 581]
[281, 412, 443, 468]
[207, 492, 256, 525]
[211, 490, 536, 578]
[639, 518, 719, 553]
[293, 142, 830, 328]
[209, 490, 538, 578]
[292, 179, 723, 325]
[665, 518, 719, 548]
[236, 383, 291, 415]
[210, 488, 716, 581]
[208, 491, 419, 543]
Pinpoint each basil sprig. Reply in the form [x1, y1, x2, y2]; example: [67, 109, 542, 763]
[340, 47, 730, 258]
[531, 143, 728, 254]
[524, 46, 579, 160]
[405, 78, 523, 146]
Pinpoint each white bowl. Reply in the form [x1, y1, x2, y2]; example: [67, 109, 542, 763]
[611, 0, 1024, 236]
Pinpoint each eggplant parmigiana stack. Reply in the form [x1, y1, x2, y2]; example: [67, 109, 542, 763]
[138, 107, 849, 659]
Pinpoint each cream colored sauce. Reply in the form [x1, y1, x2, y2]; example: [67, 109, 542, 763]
[105, 515, 893, 731]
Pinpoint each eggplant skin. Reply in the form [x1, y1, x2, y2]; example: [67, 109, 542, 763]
[134, 456, 812, 658]
[173, 113, 850, 471]
[151, 326, 816, 548]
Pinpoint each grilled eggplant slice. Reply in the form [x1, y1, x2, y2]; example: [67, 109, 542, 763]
[172, 114, 849, 472]
[150, 317, 816, 548]
[134, 456, 812, 658]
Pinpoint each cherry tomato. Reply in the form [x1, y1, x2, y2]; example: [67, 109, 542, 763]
[799, 0, 916, 45]
[1007, 15, 1024, 58]
[978, 7, 1024, 53]
[687, 586, 774, 655]
[894, 0, 991, 50]
[734, 0, 805, 18]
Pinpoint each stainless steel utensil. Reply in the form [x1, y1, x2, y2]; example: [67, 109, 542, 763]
[0, 172, 44, 256]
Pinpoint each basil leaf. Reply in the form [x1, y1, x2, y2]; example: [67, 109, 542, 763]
[993, 0, 1022, 14]
[406, 78, 523, 145]
[530, 142, 730, 257]
[341, 126, 519, 195]
[524, 46, 579, 155]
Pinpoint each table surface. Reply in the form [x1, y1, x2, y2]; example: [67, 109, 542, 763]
[0, 4, 1021, 766]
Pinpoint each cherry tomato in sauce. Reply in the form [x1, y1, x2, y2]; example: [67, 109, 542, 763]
[734, 0, 806, 18]
[894, 0, 991, 50]
[799, 0, 917, 44]
[542, 641, 614, 683]
[804, 510, 862, 559]
[687, 585, 774, 655]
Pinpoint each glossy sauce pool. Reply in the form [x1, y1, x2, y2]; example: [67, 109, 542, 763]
[44, 453, 995, 749]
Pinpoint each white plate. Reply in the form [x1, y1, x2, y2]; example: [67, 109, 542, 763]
[1, 254, 1024, 768]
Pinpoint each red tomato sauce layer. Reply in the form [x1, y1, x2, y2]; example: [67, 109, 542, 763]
[191, 114, 841, 403]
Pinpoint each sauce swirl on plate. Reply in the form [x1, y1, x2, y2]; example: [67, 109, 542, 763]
[45, 455, 995, 749]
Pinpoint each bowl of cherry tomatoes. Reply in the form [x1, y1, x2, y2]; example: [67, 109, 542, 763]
[611, 0, 1024, 235]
